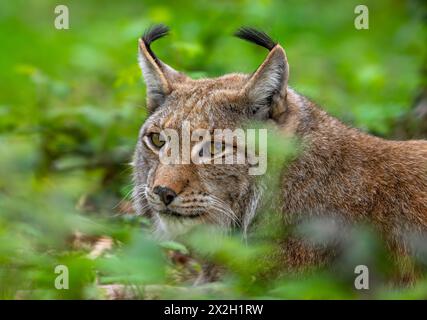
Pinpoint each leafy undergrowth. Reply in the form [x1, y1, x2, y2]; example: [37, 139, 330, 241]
[1, 137, 427, 300]
[1, 0, 426, 300]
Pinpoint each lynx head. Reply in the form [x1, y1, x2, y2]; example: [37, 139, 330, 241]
[132, 25, 289, 238]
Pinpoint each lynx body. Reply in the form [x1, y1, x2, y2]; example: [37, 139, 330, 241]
[132, 25, 427, 277]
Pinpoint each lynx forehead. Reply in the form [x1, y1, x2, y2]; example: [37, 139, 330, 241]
[132, 25, 427, 281]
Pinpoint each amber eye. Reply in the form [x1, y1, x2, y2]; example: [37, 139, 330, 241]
[210, 141, 225, 156]
[149, 133, 165, 149]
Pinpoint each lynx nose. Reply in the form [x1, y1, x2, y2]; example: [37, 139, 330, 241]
[153, 186, 177, 206]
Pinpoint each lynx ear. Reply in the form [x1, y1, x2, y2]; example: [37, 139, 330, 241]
[243, 46, 289, 118]
[235, 27, 289, 119]
[138, 25, 188, 111]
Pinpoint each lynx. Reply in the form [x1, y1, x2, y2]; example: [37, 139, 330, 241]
[132, 25, 427, 280]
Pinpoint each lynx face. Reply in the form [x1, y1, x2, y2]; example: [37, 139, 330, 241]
[133, 26, 289, 238]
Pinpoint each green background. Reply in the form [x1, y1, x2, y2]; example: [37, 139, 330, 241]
[0, 0, 426, 299]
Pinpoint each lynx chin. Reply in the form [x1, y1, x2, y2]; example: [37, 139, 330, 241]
[132, 25, 427, 281]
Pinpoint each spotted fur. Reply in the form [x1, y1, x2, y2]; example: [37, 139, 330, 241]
[132, 25, 427, 281]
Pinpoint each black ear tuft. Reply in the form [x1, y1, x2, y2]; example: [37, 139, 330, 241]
[234, 27, 277, 51]
[141, 24, 170, 63]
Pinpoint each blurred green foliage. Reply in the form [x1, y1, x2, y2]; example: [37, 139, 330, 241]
[0, 0, 426, 299]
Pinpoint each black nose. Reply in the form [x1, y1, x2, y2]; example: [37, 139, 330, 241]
[153, 186, 177, 205]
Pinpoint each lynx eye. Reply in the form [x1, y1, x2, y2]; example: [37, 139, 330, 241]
[149, 133, 165, 149]
[198, 141, 225, 158]
[210, 141, 226, 156]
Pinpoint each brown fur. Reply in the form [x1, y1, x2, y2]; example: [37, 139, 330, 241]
[132, 26, 427, 282]
[276, 89, 427, 280]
